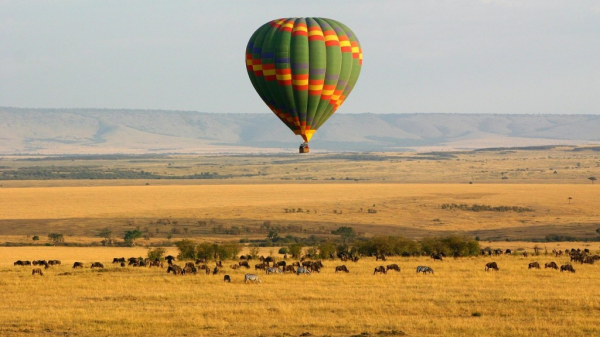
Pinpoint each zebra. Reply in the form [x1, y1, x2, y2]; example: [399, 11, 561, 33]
[266, 267, 282, 275]
[416, 266, 434, 274]
[296, 267, 312, 275]
[244, 274, 262, 283]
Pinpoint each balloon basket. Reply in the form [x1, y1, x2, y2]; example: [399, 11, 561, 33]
[299, 144, 310, 153]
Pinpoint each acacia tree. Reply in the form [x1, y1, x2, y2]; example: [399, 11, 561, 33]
[589, 177, 597, 184]
[98, 227, 113, 245]
[124, 228, 143, 246]
[48, 233, 64, 244]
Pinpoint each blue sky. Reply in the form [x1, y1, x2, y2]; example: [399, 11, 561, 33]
[1, 1, 598, 114]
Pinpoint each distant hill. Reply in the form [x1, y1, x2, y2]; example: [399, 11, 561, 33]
[1, 107, 599, 154]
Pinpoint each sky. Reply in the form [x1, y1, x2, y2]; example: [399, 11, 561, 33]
[1, 1, 599, 115]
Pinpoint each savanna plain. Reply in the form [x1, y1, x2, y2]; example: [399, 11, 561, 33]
[1, 146, 600, 336]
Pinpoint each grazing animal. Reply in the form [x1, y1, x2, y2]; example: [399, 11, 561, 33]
[528, 262, 540, 269]
[165, 255, 176, 265]
[244, 274, 261, 283]
[283, 265, 296, 273]
[560, 264, 575, 273]
[373, 266, 387, 275]
[72, 262, 84, 268]
[523, 252, 529, 258]
[335, 265, 349, 273]
[416, 266, 434, 274]
[216, 260, 223, 268]
[167, 265, 183, 275]
[113, 257, 125, 264]
[212, 266, 219, 275]
[32, 268, 44, 276]
[238, 261, 250, 268]
[13, 260, 25, 266]
[120, 262, 126, 267]
[276, 261, 286, 268]
[183, 265, 197, 275]
[296, 267, 312, 275]
[485, 262, 499, 271]
[91, 262, 104, 269]
[195, 258, 206, 264]
[224, 275, 231, 282]
[545, 262, 558, 269]
[266, 267, 283, 275]
[48, 260, 61, 266]
[386, 264, 401, 272]
[505, 249, 512, 255]
[255, 263, 267, 271]
[431, 253, 443, 261]
[230, 264, 239, 270]
[376, 254, 387, 261]
[185, 262, 195, 269]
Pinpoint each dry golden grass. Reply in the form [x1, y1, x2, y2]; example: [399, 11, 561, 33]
[1, 183, 599, 241]
[1, 248, 599, 336]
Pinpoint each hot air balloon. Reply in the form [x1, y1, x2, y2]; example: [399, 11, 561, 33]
[245, 18, 363, 153]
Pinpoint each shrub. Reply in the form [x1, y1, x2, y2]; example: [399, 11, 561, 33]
[147, 247, 166, 261]
[278, 247, 288, 254]
[32, 236, 39, 241]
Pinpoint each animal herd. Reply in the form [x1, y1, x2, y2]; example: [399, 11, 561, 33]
[13, 248, 598, 281]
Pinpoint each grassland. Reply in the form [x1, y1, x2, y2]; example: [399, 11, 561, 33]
[2, 248, 600, 337]
[1, 146, 600, 336]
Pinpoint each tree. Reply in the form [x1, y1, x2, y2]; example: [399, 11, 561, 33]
[147, 247, 166, 261]
[331, 226, 356, 243]
[124, 228, 143, 246]
[175, 239, 197, 260]
[589, 177, 597, 184]
[288, 243, 303, 258]
[48, 233, 64, 244]
[98, 227, 113, 245]
[32, 235, 40, 241]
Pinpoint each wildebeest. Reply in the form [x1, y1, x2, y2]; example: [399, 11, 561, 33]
[165, 255, 176, 265]
[275, 261, 286, 268]
[183, 265, 197, 275]
[560, 264, 575, 273]
[14, 260, 26, 266]
[238, 261, 250, 268]
[72, 262, 84, 268]
[120, 262, 126, 267]
[416, 266, 434, 274]
[266, 267, 282, 275]
[185, 262, 195, 269]
[224, 275, 231, 282]
[212, 266, 219, 275]
[32, 268, 44, 276]
[149, 260, 163, 268]
[545, 262, 558, 269]
[91, 262, 104, 269]
[431, 253, 443, 261]
[528, 262, 540, 269]
[373, 266, 386, 275]
[244, 274, 261, 283]
[335, 265, 349, 273]
[195, 258, 207, 264]
[376, 254, 387, 261]
[216, 260, 223, 268]
[48, 260, 61, 266]
[296, 267, 312, 275]
[255, 263, 267, 271]
[505, 249, 512, 255]
[485, 262, 499, 271]
[283, 265, 296, 273]
[113, 257, 125, 264]
[523, 252, 529, 258]
[230, 264, 239, 270]
[386, 264, 401, 272]
[167, 265, 183, 275]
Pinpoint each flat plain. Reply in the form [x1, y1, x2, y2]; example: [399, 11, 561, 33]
[1, 146, 600, 336]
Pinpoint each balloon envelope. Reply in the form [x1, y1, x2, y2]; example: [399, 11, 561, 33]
[245, 18, 363, 143]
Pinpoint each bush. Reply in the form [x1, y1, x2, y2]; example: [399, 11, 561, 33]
[278, 247, 288, 254]
[147, 247, 166, 261]
[175, 239, 197, 260]
[32, 236, 39, 241]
